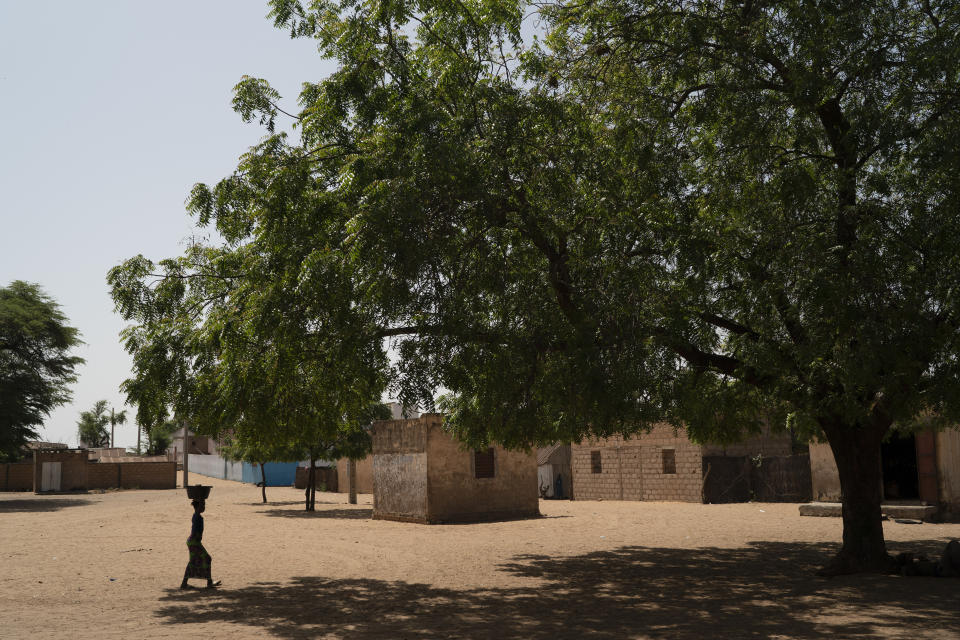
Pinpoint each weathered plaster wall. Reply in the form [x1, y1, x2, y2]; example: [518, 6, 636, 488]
[936, 428, 960, 520]
[371, 418, 430, 521]
[336, 454, 374, 494]
[808, 441, 842, 502]
[425, 417, 539, 522]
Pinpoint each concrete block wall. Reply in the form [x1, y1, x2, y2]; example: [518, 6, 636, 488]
[572, 425, 703, 503]
[85, 462, 177, 490]
[572, 435, 644, 501]
[87, 463, 118, 489]
[34, 450, 88, 492]
[0, 462, 34, 491]
[117, 462, 176, 489]
[637, 424, 703, 502]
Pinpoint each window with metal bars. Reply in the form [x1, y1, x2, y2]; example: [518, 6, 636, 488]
[591, 450, 602, 474]
[474, 448, 495, 478]
[662, 448, 676, 475]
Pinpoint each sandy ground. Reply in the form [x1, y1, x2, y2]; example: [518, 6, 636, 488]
[1, 475, 959, 639]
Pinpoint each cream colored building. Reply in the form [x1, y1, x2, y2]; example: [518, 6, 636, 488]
[371, 414, 539, 523]
[571, 423, 798, 503]
[809, 427, 960, 521]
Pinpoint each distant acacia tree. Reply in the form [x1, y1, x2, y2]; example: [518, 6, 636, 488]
[0, 281, 83, 461]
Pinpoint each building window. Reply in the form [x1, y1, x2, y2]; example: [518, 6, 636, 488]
[662, 449, 676, 475]
[591, 450, 602, 474]
[475, 448, 495, 478]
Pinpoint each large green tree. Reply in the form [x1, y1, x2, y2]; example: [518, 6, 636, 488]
[109, 236, 388, 512]
[113, 0, 960, 574]
[0, 281, 83, 461]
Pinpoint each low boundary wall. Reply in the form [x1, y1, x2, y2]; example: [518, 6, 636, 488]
[0, 462, 34, 491]
[87, 462, 177, 490]
[294, 467, 338, 491]
[188, 454, 297, 486]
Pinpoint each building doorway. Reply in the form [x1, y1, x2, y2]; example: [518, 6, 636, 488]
[881, 432, 919, 501]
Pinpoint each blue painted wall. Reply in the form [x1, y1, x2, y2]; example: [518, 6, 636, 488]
[242, 461, 297, 486]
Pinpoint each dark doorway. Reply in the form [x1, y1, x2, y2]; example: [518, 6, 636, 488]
[881, 433, 919, 500]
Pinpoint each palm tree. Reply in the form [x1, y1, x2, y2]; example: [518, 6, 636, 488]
[76, 401, 128, 449]
[77, 400, 110, 448]
[108, 407, 127, 449]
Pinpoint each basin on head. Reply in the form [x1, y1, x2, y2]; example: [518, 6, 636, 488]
[186, 485, 211, 500]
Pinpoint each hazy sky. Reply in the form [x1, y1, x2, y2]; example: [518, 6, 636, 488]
[1, 1, 336, 449]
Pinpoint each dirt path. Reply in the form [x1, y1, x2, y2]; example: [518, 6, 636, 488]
[2, 474, 958, 639]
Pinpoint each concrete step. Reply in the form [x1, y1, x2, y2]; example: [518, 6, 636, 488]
[799, 501, 939, 522]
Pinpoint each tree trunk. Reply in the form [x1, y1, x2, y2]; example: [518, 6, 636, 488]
[137, 424, 141, 455]
[348, 458, 357, 505]
[819, 419, 895, 575]
[305, 455, 316, 511]
[260, 462, 267, 504]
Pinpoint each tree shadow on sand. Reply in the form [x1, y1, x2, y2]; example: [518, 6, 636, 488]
[0, 497, 95, 512]
[258, 507, 374, 519]
[155, 539, 960, 639]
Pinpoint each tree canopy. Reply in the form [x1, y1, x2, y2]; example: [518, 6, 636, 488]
[77, 399, 112, 448]
[0, 281, 83, 461]
[111, 0, 960, 573]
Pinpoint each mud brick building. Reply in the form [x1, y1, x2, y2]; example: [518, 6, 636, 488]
[371, 414, 539, 523]
[809, 427, 960, 521]
[572, 423, 797, 503]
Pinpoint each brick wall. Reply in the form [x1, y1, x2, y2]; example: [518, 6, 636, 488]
[0, 462, 34, 491]
[116, 462, 176, 489]
[34, 450, 88, 491]
[87, 463, 118, 489]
